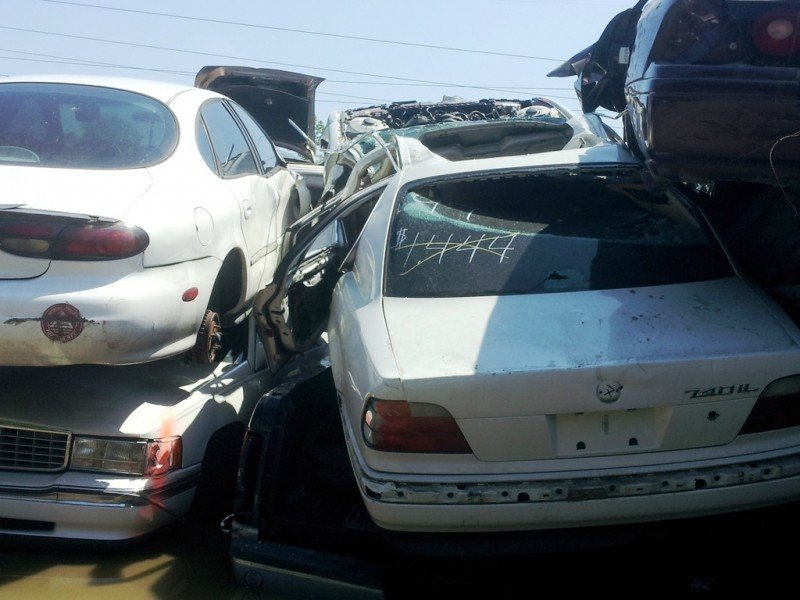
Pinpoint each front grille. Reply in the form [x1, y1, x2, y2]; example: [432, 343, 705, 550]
[0, 424, 70, 471]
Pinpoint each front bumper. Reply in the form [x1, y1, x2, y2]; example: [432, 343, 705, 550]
[0, 471, 198, 540]
[625, 62, 800, 183]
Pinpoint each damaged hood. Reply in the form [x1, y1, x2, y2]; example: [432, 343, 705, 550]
[0, 359, 228, 438]
[195, 66, 324, 162]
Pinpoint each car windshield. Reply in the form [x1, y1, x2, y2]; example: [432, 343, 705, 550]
[0, 82, 178, 169]
[385, 171, 734, 298]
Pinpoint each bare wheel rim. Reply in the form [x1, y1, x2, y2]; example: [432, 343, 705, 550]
[194, 309, 222, 364]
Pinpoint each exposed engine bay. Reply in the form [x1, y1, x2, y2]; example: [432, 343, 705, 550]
[323, 97, 568, 147]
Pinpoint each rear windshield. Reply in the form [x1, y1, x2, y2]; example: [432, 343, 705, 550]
[385, 172, 733, 298]
[0, 82, 177, 169]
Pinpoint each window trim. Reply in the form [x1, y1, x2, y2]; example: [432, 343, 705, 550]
[223, 99, 285, 178]
[198, 98, 260, 180]
[195, 112, 220, 177]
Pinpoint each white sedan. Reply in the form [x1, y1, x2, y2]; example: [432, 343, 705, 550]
[0, 75, 309, 366]
[251, 136, 800, 534]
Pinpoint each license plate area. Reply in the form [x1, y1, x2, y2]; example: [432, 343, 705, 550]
[553, 408, 667, 457]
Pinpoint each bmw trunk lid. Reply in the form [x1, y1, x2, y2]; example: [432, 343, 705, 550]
[382, 278, 800, 461]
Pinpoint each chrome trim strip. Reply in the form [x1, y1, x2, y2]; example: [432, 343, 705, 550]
[0, 476, 199, 508]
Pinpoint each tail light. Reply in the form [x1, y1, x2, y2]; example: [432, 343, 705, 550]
[739, 375, 800, 435]
[649, 0, 745, 65]
[362, 398, 472, 454]
[0, 214, 148, 260]
[752, 9, 800, 57]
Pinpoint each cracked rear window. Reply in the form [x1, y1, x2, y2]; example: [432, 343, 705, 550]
[0, 82, 177, 169]
[385, 172, 733, 298]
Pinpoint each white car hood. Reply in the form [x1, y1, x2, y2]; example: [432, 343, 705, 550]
[382, 277, 800, 419]
[0, 359, 224, 438]
[3, 165, 152, 219]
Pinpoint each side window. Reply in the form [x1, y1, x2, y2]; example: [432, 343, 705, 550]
[195, 117, 218, 174]
[200, 100, 258, 178]
[228, 102, 279, 172]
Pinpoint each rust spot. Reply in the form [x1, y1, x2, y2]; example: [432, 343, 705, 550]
[4, 318, 40, 325]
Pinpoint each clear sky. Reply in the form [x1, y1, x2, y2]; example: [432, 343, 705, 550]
[0, 0, 634, 128]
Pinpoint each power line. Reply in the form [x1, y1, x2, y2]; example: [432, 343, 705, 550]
[0, 48, 576, 104]
[325, 80, 576, 91]
[37, 0, 564, 62]
[0, 48, 195, 75]
[318, 92, 391, 103]
[0, 25, 539, 96]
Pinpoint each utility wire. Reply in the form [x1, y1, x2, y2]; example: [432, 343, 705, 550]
[0, 52, 572, 102]
[0, 50, 577, 104]
[0, 48, 574, 93]
[325, 80, 576, 91]
[0, 25, 540, 96]
[0, 48, 196, 75]
[317, 92, 391, 103]
[37, 0, 563, 62]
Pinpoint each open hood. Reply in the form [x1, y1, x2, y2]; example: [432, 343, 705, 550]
[195, 66, 324, 162]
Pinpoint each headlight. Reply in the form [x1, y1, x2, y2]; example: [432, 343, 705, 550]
[71, 436, 182, 476]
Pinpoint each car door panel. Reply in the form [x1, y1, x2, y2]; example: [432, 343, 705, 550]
[201, 100, 273, 293]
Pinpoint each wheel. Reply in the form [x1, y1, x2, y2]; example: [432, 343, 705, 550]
[193, 309, 222, 364]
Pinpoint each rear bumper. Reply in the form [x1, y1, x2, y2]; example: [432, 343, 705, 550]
[0, 257, 219, 366]
[625, 63, 800, 183]
[348, 437, 800, 532]
[0, 472, 197, 540]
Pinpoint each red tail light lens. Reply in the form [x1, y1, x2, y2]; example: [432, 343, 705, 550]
[0, 214, 148, 260]
[53, 222, 149, 260]
[739, 375, 800, 435]
[753, 9, 800, 56]
[362, 399, 472, 454]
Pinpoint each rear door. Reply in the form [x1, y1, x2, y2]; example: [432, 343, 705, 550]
[199, 99, 277, 294]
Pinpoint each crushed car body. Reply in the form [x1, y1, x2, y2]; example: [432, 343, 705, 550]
[318, 96, 617, 201]
[549, 0, 800, 185]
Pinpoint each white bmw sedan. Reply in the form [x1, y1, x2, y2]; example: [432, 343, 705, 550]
[254, 139, 800, 533]
[0, 75, 308, 366]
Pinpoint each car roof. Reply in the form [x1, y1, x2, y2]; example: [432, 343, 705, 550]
[0, 74, 204, 103]
[392, 140, 641, 187]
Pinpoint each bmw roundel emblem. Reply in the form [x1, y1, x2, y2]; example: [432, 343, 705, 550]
[597, 380, 623, 403]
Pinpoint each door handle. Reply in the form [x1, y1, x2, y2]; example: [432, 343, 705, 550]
[242, 199, 253, 219]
